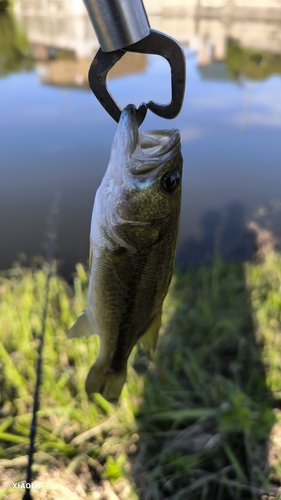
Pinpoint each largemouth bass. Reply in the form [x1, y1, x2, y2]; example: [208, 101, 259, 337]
[68, 104, 182, 402]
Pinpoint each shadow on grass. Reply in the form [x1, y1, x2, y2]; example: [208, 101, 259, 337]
[132, 256, 279, 499]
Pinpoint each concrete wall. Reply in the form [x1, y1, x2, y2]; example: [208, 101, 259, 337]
[15, 0, 281, 18]
[15, 0, 281, 59]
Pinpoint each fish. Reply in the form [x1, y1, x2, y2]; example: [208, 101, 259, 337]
[68, 104, 183, 402]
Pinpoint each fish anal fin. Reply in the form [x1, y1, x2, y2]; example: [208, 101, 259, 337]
[86, 364, 127, 403]
[140, 312, 162, 357]
[67, 309, 95, 339]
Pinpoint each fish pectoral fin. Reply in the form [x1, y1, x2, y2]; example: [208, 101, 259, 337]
[67, 309, 95, 338]
[86, 364, 127, 403]
[106, 246, 133, 288]
[140, 312, 162, 357]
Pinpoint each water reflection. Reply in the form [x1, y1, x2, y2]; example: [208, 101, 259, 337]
[226, 40, 281, 81]
[1, 4, 281, 275]
[37, 52, 146, 89]
[0, 10, 33, 77]
[14, 0, 281, 83]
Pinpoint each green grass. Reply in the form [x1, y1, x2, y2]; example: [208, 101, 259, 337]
[0, 262, 141, 498]
[0, 254, 281, 498]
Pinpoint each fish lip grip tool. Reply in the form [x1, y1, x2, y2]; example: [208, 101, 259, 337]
[88, 29, 186, 126]
[83, 0, 186, 126]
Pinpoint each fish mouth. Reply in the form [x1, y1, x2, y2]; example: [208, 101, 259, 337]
[132, 129, 181, 176]
[139, 129, 181, 158]
[130, 132, 181, 175]
[115, 104, 181, 175]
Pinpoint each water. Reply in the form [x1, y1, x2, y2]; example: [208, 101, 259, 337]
[1, 7, 281, 277]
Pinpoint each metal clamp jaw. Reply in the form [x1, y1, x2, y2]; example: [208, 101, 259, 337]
[88, 29, 186, 126]
[83, 0, 186, 126]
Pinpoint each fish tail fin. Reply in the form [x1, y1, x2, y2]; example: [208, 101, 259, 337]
[85, 364, 127, 403]
[67, 309, 94, 338]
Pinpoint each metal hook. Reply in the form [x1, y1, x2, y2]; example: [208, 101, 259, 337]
[88, 29, 186, 126]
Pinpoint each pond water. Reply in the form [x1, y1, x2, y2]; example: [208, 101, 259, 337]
[1, 8, 281, 277]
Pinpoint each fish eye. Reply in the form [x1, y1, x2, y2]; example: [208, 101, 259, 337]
[161, 171, 180, 194]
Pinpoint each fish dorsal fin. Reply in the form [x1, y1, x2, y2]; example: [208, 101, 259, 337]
[140, 312, 162, 357]
[68, 309, 95, 338]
